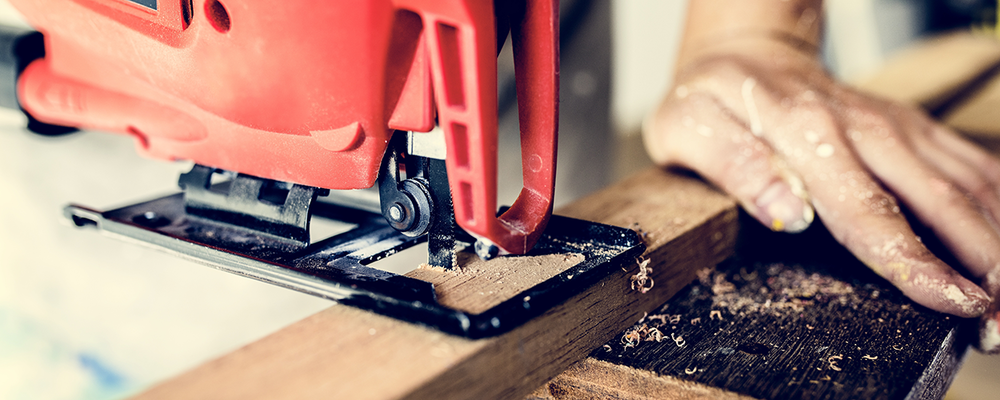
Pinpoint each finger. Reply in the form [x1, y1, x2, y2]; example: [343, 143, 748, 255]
[928, 123, 1000, 185]
[667, 75, 989, 317]
[894, 121, 1000, 235]
[644, 92, 813, 233]
[838, 118, 995, 316]
[913, 141, 1000, 227]
[888, 108, 1000, 227]
[850, 111, 1000, 280]
[884, 107, 1000, 351]
[925, 130, 1000, 353]
[759, 103, 990, 317]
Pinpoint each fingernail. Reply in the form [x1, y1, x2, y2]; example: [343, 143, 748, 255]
[961, 286, 991, 316]
[756, 181, 814, 233]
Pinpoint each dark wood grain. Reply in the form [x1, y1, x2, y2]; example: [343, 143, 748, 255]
[538, 214, 973, 400]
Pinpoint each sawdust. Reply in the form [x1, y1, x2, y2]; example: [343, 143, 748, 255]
[545, 236, 620, 259]
[941, 284, 973, 308]
[611, 262, 875, 353]
[911, 273, 988, 316]
[711, 274, 736, 295]
[698, 264, 859, 316]
[406, 250, 585, 314]
[981, 314, 1000, 353]
[540, 358, 758, 400]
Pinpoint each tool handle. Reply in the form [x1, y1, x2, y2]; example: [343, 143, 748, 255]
[503, 0, 559, 253]
[424, 0, 558, 255]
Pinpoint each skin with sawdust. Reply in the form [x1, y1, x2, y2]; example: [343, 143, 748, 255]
[643, 0, 1000, 353]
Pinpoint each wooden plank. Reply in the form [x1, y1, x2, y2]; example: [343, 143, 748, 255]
[536, 219, 969, 400]
[848, 30, 1000, 154]
[941, 73, 1000, 153]
[852, 31, 1000, 110]
[133, 168, 739, 400]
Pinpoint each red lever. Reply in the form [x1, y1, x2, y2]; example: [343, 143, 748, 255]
[420, 0, 558, 255]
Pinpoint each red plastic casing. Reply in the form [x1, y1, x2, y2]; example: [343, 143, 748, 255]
[11, 0, 559, 254]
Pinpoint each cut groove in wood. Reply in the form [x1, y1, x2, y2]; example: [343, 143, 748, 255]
[406, 251, 585, 314]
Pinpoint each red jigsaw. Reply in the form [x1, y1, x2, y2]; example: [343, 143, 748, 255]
[2, 0, 644, 338]
[12, 0, 558, 255]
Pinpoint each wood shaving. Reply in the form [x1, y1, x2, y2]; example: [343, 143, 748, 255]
[603, 261, 891, 359]
[828, 354, 843, 371]
[631, 257, 654, 293]
[621, 329, 641, 350]
[646, 327, 665, 342]
[712, 274, 736, 295]
[637, 311, 648, 323]
[620, 324, 666, 350]
[671, 332, 686, 347]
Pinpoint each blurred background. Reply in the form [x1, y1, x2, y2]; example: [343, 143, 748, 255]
[1, 0, 999, 399]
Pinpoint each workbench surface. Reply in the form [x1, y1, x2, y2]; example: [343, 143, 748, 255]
[540, 214, 971, 400]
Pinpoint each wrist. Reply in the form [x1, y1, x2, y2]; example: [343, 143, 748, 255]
[676, 31, 823, 74]
[676, 0, 824, 72]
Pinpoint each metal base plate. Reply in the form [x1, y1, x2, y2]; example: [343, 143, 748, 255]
[65, 193, 644, 339]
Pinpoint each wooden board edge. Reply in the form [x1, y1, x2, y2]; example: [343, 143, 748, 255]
[906, 325, 969, 400]
[528, 358, 759, 400]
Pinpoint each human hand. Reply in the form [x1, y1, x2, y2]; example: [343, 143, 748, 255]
[643, 37, 1000, 353]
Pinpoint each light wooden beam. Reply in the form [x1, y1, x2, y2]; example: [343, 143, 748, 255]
[134, 168, 738, 400]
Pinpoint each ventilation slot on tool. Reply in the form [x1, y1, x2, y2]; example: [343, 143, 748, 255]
[436, 23, 465, 108]
[451, 122, 470, 169]
[206, 0, 231, 33]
